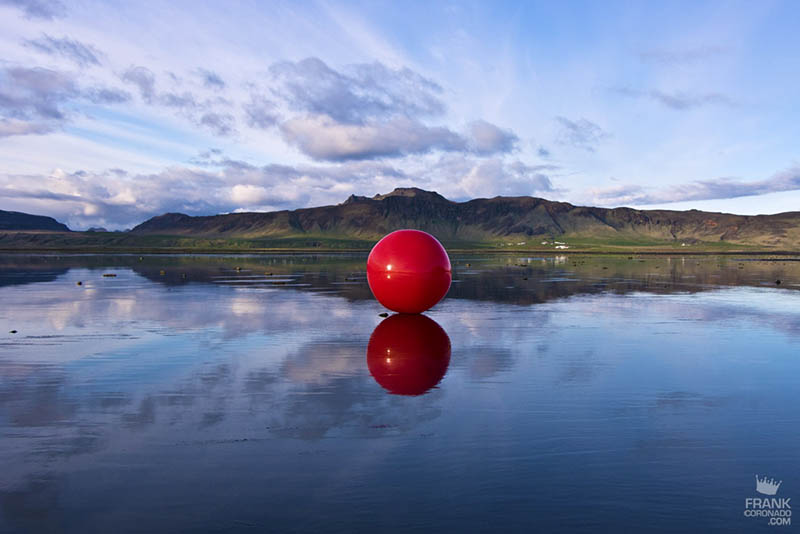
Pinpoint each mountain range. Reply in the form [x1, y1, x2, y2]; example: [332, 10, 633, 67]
[0, 210, 70, 232]
[3, 188, 800, 250]
[129, 187, 800, 248]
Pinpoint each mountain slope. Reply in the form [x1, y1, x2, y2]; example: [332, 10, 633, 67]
[130, 187, 800, 248]
[0, 210, 70, 232]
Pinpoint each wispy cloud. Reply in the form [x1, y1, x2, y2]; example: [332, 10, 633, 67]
[586, 166, 800, 206]
[197, 69, 225, 90]
[268, 57, 520, 160]
[120, 66, 238, 136]
[639, 46, 728, 65]
[199, 112, 235, 136]
[84, 87, 131, 104]
[269, 57, 445, 124]
[24, 34, 102, 67]
[0, 66, 130, 136]
[116, 57, 522, 150]
[612, 87, 734, 110]
[0, 0, 65, 19]
[0, 118, 56, 137]
[121, 66, 156, 103]
[243, 94, 279, 129]
[555, 117, 610, 152]
[0, 67, 77, 120]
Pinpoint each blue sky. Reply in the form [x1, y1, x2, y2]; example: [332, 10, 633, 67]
[0, 0, 799, 229]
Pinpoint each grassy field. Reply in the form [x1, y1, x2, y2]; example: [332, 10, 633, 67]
[0, 230, 795, 254]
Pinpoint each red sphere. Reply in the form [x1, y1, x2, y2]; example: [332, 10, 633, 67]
[367, 314, 451, 396]
[366, 229, 451, 313]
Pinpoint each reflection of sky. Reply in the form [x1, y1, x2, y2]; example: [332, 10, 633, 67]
[1, 261, 800, 532]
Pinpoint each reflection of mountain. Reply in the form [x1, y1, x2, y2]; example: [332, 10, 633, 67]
[0, 267, 67, 287]
[2, 254, 799, 306]
[120, 255, 800, 307]
[367, 314, 451, 396]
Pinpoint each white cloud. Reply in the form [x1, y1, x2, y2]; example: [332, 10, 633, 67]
[230, 184, 270, 206]
[280, 114, 466, 161]
[467, 120, 518, 155]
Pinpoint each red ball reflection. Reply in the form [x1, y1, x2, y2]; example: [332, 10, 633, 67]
[366, 229, 451, 314]
[367, 314, 451, 396]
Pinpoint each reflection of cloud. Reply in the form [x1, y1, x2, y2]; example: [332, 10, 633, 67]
[282, 341, 365, 386]
[122, 396, 156, 428]
[653, 391, 727, 410]
[0, 373, 77, 427]
[582, 289, 800, 337]
[0, 474, 63, 533]
[229, 296, 262, 316]
[556, 349, 606, 384]
[459, 346, 514, 380]
[265, 373, 443, 441]
[1, 256, 800, 532]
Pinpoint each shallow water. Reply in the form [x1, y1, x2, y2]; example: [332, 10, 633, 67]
[1, 253, 799, 532]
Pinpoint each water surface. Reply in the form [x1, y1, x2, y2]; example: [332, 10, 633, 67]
[1, 253, 798, 532]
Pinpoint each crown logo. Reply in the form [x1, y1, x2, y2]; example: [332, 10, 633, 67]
[755, 475, 782, 496]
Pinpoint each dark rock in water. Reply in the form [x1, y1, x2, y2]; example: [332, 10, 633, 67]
[378, 312, 389, 318]
[523, 277, 528, 280]
[138, 257, 143, 261]
[159, 270, 165, 275]
[102, 273, 117, 277]
[776, 279, 782, 285]
[76, 281, 83, 286]
[9, 330, 17, 334]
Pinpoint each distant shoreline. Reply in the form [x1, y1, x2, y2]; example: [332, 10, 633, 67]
[2, 247, 800, 256]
